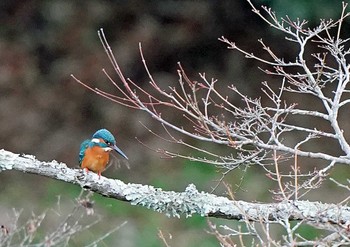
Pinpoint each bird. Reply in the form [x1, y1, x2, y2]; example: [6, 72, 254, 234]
[79, 129, 128, 178]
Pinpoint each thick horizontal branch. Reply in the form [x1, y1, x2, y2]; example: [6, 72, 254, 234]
[1, 149, 349, 226]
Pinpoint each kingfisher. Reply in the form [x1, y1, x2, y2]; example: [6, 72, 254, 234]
[79, 129, 128, 178]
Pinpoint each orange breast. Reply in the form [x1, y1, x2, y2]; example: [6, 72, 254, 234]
[81, 146, 110, 174]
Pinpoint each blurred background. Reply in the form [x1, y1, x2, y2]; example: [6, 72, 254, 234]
[0, 0, 349, 246]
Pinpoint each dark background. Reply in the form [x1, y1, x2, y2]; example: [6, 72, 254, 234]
[0, 1, 348, 246]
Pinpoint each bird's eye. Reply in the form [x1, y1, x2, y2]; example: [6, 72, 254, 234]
[106, 141, 111, 145]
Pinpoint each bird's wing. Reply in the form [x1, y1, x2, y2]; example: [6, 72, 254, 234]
[79, 139, 90, 165]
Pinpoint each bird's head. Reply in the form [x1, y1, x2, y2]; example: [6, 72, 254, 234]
[92, 129, 128, 159]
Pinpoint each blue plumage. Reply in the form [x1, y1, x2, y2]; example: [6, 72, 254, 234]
[79, 139, 90, 165]
[92, 129, 116, 146]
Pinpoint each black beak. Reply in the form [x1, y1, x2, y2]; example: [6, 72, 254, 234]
[112, 144, 128, 160]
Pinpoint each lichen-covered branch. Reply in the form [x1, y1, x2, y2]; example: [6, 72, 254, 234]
[1, 149, 350, 228]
